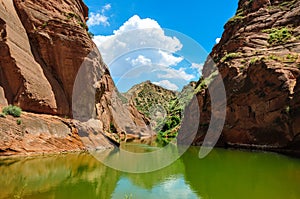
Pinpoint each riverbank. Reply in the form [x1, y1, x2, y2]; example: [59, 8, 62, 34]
[0, 111, 114, 156]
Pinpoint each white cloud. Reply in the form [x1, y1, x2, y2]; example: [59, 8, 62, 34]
[158, 50, 183, 66]
[87, 4, 111, 27]
[93, 15, 183, 64]
[191, 63, 203, 73]
[158, 67, 195, 81]
[113, 15, 161, 35]
[93, 15, 199, 91]
[128, 55, 152, 66]
[153, 80, 179, 91]
[87, 13, 109, 27]
[102, 3, 111, 12]
[216, 38, 221, 44]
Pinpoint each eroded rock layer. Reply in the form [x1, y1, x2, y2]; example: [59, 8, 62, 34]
[195, 0, 300, 155]
[0, 0, 153, 155]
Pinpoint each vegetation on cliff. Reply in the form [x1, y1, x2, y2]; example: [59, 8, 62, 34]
[125, 81, 196, 145]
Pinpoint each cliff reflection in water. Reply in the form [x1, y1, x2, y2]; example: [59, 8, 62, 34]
[1, 146, 300, 199]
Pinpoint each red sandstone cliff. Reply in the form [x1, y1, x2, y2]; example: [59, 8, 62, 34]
[194, 0, 300, 155]
[0, 0, 152, 155]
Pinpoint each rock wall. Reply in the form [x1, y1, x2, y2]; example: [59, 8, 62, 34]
[195, 0, 300, 155]
[0, 0, 153, 155]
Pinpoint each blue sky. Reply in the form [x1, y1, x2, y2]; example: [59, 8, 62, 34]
[83, 0, 238, 92]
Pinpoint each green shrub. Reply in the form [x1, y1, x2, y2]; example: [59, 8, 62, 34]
[263, 27, 292, 45]
[110, 122, 117, 133]
[16, 119, 22, 125]
[0, 113, 6, 118]
[65, 12, 89, 30]
[2, 105, 22, 117]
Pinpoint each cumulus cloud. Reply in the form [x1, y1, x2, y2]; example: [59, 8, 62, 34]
[153, 80, 179, 91]
[215, 38, 221, 44]
[123, 51, 193, 81]
[191, 63, 203, 73]
[87, 4, 111, 27]
[157, 67, 195, 81]
[93, 15, 199, 90]
[127, 55, 152, 66]
[87, 13, 109, 26]
[102, 4, 111, 12]
[158, 50, 183, 66]
[93, 15, 183, 64]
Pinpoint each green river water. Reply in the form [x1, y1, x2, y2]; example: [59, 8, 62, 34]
[0, 146, 300, 199]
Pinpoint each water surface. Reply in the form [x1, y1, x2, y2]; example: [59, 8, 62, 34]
[1, 146, 300, 199]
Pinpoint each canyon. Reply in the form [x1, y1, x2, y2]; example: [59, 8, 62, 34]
[0, 0, 300, 157]
[194, 0, 300, 156]
[0, 0, 152, 155]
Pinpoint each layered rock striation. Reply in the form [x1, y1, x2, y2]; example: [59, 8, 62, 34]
[195, 0, 300, 155]
[0, 0, 152, 155]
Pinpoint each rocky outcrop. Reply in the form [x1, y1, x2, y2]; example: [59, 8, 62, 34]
[0, 0, 153, 155]
[195, 0, 300, 155]
[125, 80, 177, 118]
[0, 111, 115, 156]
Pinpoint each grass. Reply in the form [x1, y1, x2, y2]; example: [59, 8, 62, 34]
[228, 11, 245, 24]
[2, 105, 22, 117]
[279, 0, 297, 8]
[195, 70, 219, 92]
[240, 59, 247, 64]
[42, 22, 48, 29]
[268, 0, 297, 11]
[78, 21, 88, 30]
[220, 52, 241, 62]
[65, 12, 89, 30]
[263, 27, 292, 45]
[268, 54, 282, 61]
[249, 56, 266, 64]
[65, 12, 80, 20]
[250, 57, 259, 64]
[268, 54, 298, 63]
[284, 54, 298, 63]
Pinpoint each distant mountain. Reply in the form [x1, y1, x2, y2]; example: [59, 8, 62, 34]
[124, 81, 177, 118]
[124, 81, 196, 145]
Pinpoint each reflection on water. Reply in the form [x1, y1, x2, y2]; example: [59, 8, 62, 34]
[0, 146, 300, 199]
